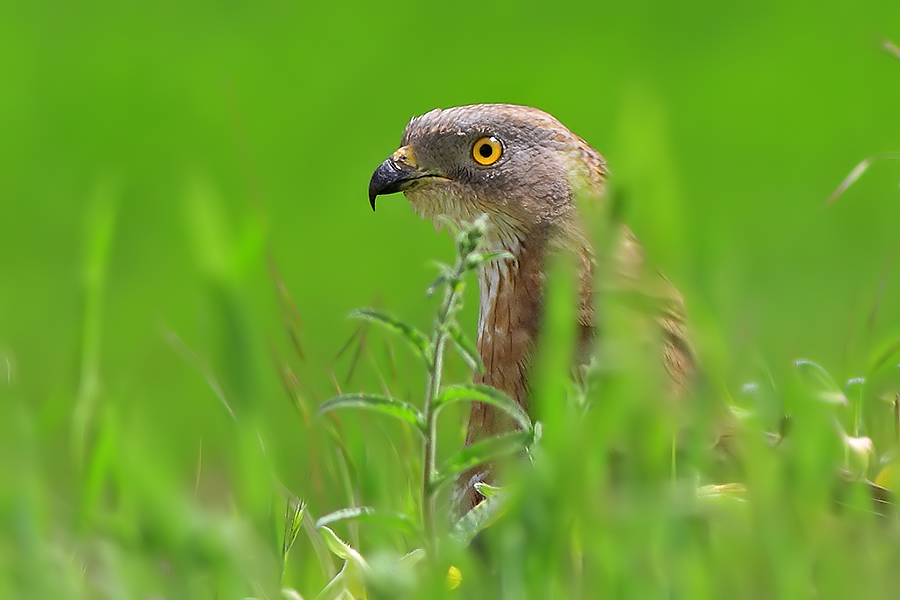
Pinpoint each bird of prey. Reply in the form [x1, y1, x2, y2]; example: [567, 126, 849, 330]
[368, 104, 692, 512]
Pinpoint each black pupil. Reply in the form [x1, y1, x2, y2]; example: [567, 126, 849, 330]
[479, 143, 494, 158]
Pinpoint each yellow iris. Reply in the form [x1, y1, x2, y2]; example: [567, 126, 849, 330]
[472, 136, 502, 165]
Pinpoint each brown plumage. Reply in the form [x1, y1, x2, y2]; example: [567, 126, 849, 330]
[368, 104, 692, 513]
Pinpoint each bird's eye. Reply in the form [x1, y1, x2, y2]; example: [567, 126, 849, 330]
[472, 137, 502, 166]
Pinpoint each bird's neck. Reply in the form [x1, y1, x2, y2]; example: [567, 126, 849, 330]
[468, 235, 545, 441]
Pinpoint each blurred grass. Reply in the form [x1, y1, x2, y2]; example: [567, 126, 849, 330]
[2, 0, 900, 597]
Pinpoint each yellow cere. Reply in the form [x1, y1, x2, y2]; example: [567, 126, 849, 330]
[472, 136, 502, 165]
[391, 145, 418, 167]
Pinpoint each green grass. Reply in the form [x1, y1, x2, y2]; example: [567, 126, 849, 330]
[7, 185, 900, 599]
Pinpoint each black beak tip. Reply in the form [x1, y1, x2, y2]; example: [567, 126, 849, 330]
[367, 172, 382, 211]
[369, 156, 416, 212]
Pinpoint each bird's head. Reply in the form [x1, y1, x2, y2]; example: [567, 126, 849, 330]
[369, 104, 608, 246]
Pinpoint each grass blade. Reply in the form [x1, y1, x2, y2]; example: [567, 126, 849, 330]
[72, 180, 117, 466]
[867, 333, 900, 376]
[794, 359, 847, 405]
[828, 153, 900, 204]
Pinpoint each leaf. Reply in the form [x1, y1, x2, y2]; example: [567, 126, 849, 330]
[450, 489, 511, 546]
[794, 359, 847, 405]
[397, 548, 426, 569]
[314, 560, 366, 600]
[445, 322, 484, 374]
[313, 563, 348, 600]
[473, 482, 504, 499]
[434, 384, 532, 431]
[432, 430, 533, 490]
[318, 394, 425, 433]
[319, 526, 370, 568]
[316, 506, 374, 529]
[315, 527, 371, 600]
[350, 308, 432, 363]
[315, 506, 417, 534]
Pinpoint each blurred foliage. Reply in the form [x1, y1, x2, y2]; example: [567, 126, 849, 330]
[3, 0, 900, 597]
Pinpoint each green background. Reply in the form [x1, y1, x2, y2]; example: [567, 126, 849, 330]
[3, 0, 900, 596]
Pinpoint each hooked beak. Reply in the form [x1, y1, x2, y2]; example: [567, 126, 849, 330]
[368, 146, 435, 211]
